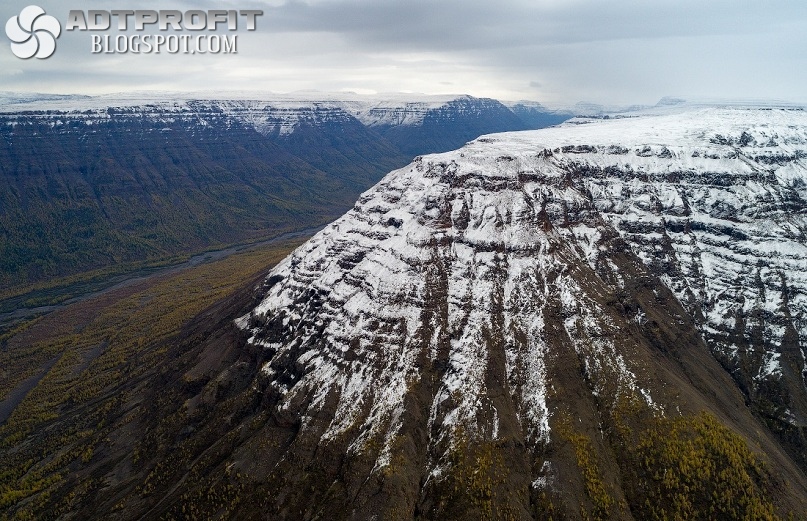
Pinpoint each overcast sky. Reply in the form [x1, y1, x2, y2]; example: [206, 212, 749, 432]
[1, 0, 805, 106]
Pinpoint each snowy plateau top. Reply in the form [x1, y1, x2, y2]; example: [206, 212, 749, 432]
[0, 91, 521, 133]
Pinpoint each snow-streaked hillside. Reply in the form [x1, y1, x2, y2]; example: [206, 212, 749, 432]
[237, 107, 807, 515]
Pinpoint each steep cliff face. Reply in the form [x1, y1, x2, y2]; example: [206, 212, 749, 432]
[369, 96, 533, 156]
[571, 113, 807, 467]
[236, 108, 807, 518]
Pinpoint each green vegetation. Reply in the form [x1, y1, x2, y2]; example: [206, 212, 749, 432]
[546, 399, 783, 520]
[626, 411, 778, 520]
[0, 236, 793, 519]
[430, 430, 520, 521]
[556, 414, 616, 521]
[0, 252, 192, 312]
[607, 395, 781, 520]
[0, 115, 408, 297]
[0, 240, 302, 519]
[160, 467, 247, 520]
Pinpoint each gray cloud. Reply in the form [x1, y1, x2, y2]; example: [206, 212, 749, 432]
[0, 0, 805, 105]
[261, 0, 804, 49]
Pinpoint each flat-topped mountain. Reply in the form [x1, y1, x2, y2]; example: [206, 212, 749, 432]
[0, 92, 568, 295]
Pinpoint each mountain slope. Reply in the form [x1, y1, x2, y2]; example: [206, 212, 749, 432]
[3, 107, 805, 519]
[260, 107, 409, 190]
[0, 111, 349, 289]
[371, 96, 533, 156]
[234, 107, 807, 518]
[505, 101, 571, 129]
[0, 93, 567, 296]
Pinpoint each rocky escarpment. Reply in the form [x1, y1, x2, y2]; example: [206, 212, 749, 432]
[236, 108, 807, 519]
[0, 93, 567, 292]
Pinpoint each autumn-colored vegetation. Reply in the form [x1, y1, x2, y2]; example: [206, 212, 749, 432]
[0, 240, 301, 518]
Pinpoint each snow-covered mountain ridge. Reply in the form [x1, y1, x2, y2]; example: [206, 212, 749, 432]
[0, 92, 564, 136]
[0, 91, 571, 292]
[235, 107, 807, 516]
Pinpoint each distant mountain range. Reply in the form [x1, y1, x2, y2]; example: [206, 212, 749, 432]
[0, 92, 570, 294]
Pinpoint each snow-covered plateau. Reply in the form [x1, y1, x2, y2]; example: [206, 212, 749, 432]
[0, 91, 534, 135]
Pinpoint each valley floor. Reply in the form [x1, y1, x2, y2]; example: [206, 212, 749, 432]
[0, 238, 304, 518]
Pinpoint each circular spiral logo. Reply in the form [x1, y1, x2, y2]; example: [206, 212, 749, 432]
[5, 5, 61, 59]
